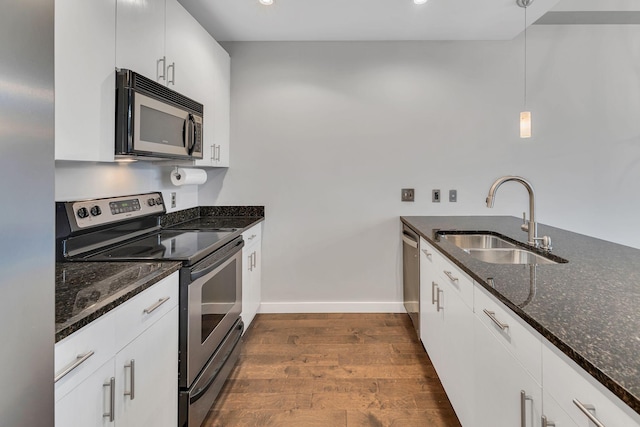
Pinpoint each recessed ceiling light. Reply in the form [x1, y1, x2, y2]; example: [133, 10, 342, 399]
[414, 0, 428, 4]
[259, 0, 274, 5]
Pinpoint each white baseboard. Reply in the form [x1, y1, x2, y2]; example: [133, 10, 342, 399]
[257, 301, 406, 314]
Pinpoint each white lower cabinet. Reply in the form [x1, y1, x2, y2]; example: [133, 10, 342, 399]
[55, 272, 178, 427]
[474, 313, 542, 427]
[414, 236, 640, 427]
[419, 239, 474, 426]
[241, 223, 262, 330]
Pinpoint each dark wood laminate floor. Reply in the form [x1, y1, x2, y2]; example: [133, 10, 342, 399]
[203, 313, 462, 427]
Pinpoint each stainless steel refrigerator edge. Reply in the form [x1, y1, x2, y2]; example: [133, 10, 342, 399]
[0, 1, 55, 426]
[402, 225, 420, 337]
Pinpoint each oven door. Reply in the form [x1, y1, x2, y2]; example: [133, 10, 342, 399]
[133, 92, 203, 159]
[180, 238, 243, 388]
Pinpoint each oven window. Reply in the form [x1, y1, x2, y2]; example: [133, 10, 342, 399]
[201, 259, 237, 343]
[139, 105, 185, 148]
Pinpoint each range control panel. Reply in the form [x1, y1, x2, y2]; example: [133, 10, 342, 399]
[69, 192, 165, 230]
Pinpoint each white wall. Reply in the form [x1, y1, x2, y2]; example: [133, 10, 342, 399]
[55, 161, 199, 211]
[200, 25, 640, 312]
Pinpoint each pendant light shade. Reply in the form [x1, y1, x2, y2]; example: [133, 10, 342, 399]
[517, 0, 533, 139]
[520, 111, 532, 138]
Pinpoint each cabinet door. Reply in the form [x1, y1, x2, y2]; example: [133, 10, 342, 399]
[474, 317, 542, 427]
[116, 0, 166, 82]
[542, 390, 580, 427]
[55, 360, 116, 427]
[242, 242, 261, 330]
[195, 40, 230, 168]
[419, 242, 443, 368]
[55, 0, 115, 162]
[115, 307, 178, 427]
[164, 0, 201, 98]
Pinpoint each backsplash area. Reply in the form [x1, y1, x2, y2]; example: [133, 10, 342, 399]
[55, 161, 208, 213]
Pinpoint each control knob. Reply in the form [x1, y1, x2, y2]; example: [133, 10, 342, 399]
[76, 207, 89, 219]
[90, 206, 101, 216]
[155, 197, 163, 205]
[147, 198, 156, 206]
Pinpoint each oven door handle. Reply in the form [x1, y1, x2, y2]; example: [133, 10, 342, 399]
[190, 239, 244, 281]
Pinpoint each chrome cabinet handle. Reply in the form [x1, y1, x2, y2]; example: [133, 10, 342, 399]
[103, 377, 115, 422]
[248, 234, 257, 241]
[520, 390, 532, 427]
[248, 254, 253, 271]
[167, 62, 175, 85]
[124, 359, 135, 400]
[483, 309, 509, 330]
[541, 415, 556, 427]
[157, 56, 166, 81]
[143, 296, 170, 314]
[436, 289, 443, 312]
[573, 399, 606, 427]
[252, 252, 257, 269]
[443, 270, 459, 282]
[421, 249, 432, 259]
[216, 145, 221, 161]
[54, 350, 95, 382]
[431, 281, 438, 305]
[210, 145, 215, 161]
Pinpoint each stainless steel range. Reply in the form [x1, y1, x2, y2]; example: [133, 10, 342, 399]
[56, 192, 244, 427]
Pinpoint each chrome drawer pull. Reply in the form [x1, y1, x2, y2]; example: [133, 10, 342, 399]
[573, 399, 606, 427]
[54, 350, 95, 383]
[103, 377, 115, 422]
[483, 309, 509, 330]
[143, 296, 170, 314]
[431, 281, 438, 305]
[443, 270, 459, 282]
[421, 249, 432, 259]
[248, 234, 257, 241]
[520, 390, 532, 427]
[124, 359, 135, 400]
[436, 289, 443, 312]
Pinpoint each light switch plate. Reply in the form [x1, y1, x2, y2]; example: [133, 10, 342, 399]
[171, 192, 176, 208]
[432, 189, 441, 203]
[449, 190, 457, 202]
[401, 188, 415, 202]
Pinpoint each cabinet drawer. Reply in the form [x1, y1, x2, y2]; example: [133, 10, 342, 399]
[474, 285, 542, 384]
[542, 340, 640, 427]
[421, 239, 473, 309]
[114, 272, 178, 349]
[242, 222, 262, 246]
[55, 313, 116, 402]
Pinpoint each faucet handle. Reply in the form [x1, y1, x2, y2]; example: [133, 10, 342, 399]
[520, 212, 529, 232]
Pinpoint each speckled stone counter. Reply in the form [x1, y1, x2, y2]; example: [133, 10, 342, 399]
[161, 205, 264, 230]
[55, 261, 181, 342]
[401, 215, 640, 415]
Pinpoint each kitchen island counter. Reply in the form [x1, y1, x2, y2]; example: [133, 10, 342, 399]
[401, 215, 640, 415]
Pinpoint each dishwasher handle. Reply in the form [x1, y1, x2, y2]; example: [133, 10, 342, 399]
[402, 232, 419, 249]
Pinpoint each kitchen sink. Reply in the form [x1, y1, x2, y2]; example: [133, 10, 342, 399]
[439, 232, 565, 265]
[441, 233, 517, 249]
[464, 248, 558, 265]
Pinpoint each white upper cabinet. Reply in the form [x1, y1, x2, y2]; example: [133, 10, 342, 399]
[55, 0, 116, 162]
[115, 0, 166, 83]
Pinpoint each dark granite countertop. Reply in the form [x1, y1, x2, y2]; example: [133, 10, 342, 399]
[401, 216, 640, 415]
[55, 261, 181, 342]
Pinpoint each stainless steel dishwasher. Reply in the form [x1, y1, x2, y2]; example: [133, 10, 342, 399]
[402, 225, 420, 337]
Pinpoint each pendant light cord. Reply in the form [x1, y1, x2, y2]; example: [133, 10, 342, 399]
[524, 5, 528, 108]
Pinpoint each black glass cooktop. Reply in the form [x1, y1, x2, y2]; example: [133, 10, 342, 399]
[83, 230, 239, 265]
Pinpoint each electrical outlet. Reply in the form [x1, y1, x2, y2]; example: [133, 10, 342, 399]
[171, 192, 176, 208]
[432, 189, 441, 203]
[401, 188, 415, 202]
[449, 189, 457, 202]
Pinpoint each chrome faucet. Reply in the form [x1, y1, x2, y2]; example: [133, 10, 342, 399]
[485, 176, 552, 251]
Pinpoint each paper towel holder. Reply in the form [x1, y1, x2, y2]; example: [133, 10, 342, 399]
[173, 165, 181, 180]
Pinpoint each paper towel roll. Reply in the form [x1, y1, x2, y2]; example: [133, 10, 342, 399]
[170, 168, 208, 186]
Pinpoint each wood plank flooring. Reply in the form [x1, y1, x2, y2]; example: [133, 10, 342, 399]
[202, 313, 462, 427]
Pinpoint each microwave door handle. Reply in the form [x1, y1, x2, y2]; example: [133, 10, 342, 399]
[186, 114, 196, 155]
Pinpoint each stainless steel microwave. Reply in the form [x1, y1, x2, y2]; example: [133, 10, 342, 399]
[115, 69, 203, 161]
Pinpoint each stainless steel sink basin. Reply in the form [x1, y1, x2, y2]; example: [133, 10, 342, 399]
[441, 234, 517, 249]
[439, 233, 563, 265]
[464, 248, 558, 265]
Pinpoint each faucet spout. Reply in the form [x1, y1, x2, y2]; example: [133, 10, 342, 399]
[485, 176, 538, 246]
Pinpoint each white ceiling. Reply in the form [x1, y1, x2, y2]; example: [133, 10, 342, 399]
[178, 0, 562, 42]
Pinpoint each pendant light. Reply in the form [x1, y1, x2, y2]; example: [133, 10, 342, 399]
[517, 0, 533, 138]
